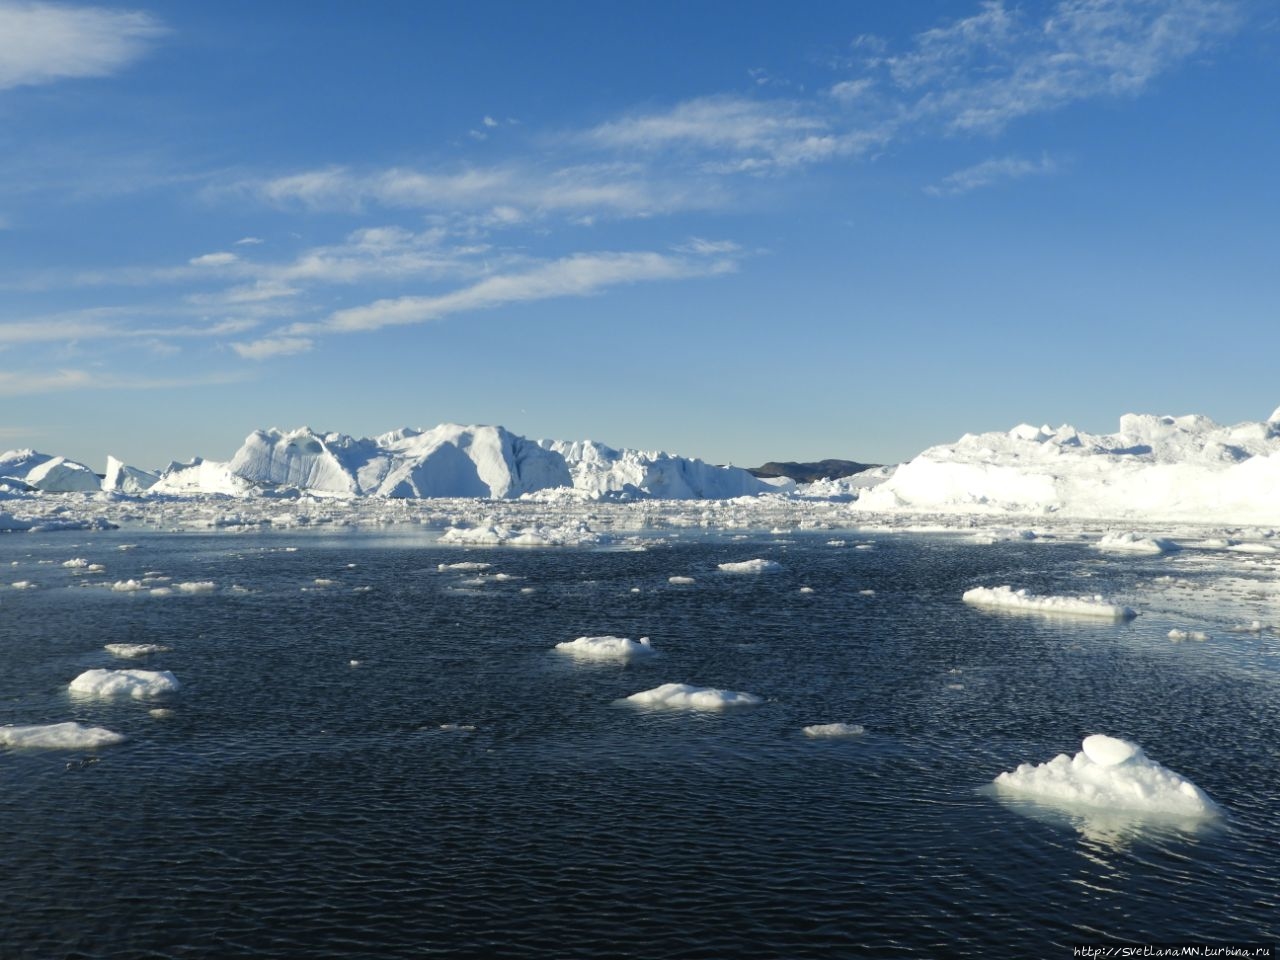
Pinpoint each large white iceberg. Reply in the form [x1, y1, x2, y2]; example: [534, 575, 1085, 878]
[69, 669, 180, 699]
[962, 586, 1137, 619]
[229, 423, 571, 498]
[855, 410, 1280, 524]
[540, 438, 771, 500]
[0, 449, 101, 493]
[994, 735, 1221, 818]
[0, 721, 126, 749]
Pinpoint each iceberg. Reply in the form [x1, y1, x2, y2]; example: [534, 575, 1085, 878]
[540, 438, 771, 500]
[855, 409, 1280, 524]
[994, 735, 1221, 818]
[101, 456, 160, 494]
[0, 449, 101, 493]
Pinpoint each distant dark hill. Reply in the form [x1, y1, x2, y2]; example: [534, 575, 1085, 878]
[748, 459, 880, 483]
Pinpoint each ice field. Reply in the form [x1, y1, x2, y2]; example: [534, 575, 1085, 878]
[1, 522, 1277, 956]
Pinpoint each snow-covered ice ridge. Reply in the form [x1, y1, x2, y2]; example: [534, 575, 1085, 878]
[94, 424, 773, 501]
[856, 408, 1280, 525]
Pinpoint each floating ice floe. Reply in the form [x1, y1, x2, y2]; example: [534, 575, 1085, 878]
[717, 559, 782, 574]
[439, 522, 606, 547]
[62, 558, 89, 568]
[175, 581, 216, 593]
[437, 562, 492, 571]
[994, 734, 1221, 818]
[111, 579, 147, 592]
[1095, 532, 1180, 554]
[0, 721, 126, 749]
[803, 723, 866, 738]
[69, 669, 180, 699]
[104, 643, 172, 658]
[624, 682, 761, 711]
[1167, 629, 1208, 642]
[554, 635, 655, 662]
[668, 576, 695, 585]
[962, 585, 1136, 620]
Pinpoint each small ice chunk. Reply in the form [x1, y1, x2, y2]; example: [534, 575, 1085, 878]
[104, 643, 172, 658]
[1081, 734, 1140, 766]
[962, 585, 1136, 620]
[555, 636, 655, 662]
[175, 581, 216, 593]
[62, 558, 89, 568]
[0, 721, 125, 749]
[717, 559, 782, 574]
[11, 581, 36, 589]
[148, 708, 174, 719]
[111, 579, 146, 592]
[994, 736, 1220, 818]
[668, 575, 695, 585]
[1167, 629, 1208, 642]
[438, 562, 493, 571]
[1095, 532, 1180, 554]
[1228, 620, 1266, 634]
[86, 564, 106, 572]
[799, 586, 815, 594]
[439, 723, 477, 733]
[69, 668, 180, 699]
[803, 722, 865, 738]
[313, 578, 337, 586]
[624, 682, 761, 711]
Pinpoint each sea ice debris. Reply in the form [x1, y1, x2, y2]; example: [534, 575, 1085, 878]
[962, 585, 1136, 620]
[69, 669, 180, 699]
[994, 735, 1220, 818]
[104, 643, 172, 658]
[803, 723, 866, 738]
[0, 721, 126, 749]
[717, 559, 782, 574]
[624, 682, 761, 710]
[554, 635, 655, 662]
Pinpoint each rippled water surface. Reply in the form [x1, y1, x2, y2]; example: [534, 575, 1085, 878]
[1, 529, 1277, 958]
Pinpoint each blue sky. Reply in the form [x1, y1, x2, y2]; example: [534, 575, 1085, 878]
[1, 0, 1276, 470]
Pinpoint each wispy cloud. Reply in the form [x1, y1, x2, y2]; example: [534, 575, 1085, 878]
[0, 1, 165, 92]
[295, 248, 735, 337]
[926, 153, 1058, 195]
[229, 336, 313, 361]
[239, 161, 720, 220]
[885, 0, 1240, 134]
[0, 367, 244, 396]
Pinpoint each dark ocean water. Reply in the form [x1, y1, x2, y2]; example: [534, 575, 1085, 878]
[1, 529, 1276, 958]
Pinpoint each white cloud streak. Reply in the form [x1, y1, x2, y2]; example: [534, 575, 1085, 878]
[229, 336, 313, 361]
[926, 153, 1059, 195]
[0, 1, 165, 91]
[888, 0, 1240, 134]
[0, 367, 244, 396]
